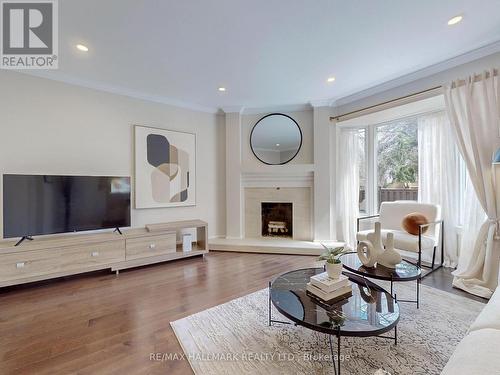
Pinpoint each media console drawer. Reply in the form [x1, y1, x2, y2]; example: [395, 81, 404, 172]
[125, 233, 176, 260]
[0, 241, 125, 283]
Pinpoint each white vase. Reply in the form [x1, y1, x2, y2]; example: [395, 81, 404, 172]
[326, 262, 343, 279]
[366, 222, 385, 256]
[377, 232, 402, 268]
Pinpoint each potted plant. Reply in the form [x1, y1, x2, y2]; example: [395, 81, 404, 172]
[319, 245, 350, 279]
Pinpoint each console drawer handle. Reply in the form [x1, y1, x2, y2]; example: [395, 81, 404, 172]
[149, 243, 156, 249]
[16, 262, 25, 269]
[91, 251, 99, 257]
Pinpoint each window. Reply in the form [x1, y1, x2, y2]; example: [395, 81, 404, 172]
[355, 116, 419, 215]
[376, 118, 418, 209]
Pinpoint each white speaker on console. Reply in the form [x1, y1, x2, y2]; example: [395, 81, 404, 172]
[183, 234, 193, 252]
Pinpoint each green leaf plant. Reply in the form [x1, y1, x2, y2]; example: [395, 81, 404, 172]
[318, 245, 350, 264]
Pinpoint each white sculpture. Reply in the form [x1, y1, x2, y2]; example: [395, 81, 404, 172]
[366, 221, 384, 253]
[377, 232, 402, 268]
[356, 222, 402, 269]
[357, 222, 384, 267]
[356, 240, 377, 267]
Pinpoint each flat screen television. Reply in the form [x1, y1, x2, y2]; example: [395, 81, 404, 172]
[3, 174, 131, 239]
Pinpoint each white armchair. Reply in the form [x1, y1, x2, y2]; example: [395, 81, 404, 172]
[357, 201, 444, 276]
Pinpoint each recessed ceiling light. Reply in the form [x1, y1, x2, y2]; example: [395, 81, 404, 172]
[76, 44, 89, 52]
[447, 15, 463, 26]
[276, 143, 280, 147]
[327, 76, 336, 83]
[218, 87, 226, 92]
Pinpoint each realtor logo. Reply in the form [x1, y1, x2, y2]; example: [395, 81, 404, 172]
[1, 0, 58, 69]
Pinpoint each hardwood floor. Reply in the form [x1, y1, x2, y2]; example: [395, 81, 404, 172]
[0, 251, 316, 374]
[0, 251, 485, 375]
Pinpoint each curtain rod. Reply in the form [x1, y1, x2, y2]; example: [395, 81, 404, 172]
[331, 68, 498, 122]
[330, 86, 442, 122]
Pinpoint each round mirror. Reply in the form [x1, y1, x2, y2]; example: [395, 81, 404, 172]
[250, 113, 302, 165]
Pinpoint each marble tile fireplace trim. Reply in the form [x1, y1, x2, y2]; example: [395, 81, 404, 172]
[244, 187, 313, 241]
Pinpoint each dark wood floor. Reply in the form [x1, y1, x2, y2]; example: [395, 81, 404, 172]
[0, 251, 486, 375]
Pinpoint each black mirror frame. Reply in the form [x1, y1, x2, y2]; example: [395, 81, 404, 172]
[249, 113, 303, 166]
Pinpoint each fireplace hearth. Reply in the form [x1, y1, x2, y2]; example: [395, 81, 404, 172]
[261, 202, 293, 238]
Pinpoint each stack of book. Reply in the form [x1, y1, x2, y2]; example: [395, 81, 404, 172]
[306, 272, 352, 304]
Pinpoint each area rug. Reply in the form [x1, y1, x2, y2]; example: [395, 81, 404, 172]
[171, 282, 484, 375]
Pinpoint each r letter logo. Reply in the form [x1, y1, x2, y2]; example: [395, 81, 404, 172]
[1, 0, 58, 69]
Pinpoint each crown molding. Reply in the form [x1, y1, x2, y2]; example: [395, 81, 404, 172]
[221, 106, 245, 114]
[332, 39, 500, 108]
[18, 71, 220, 114]
[241, 103, 312, 115]
[309, 99, 333, 108]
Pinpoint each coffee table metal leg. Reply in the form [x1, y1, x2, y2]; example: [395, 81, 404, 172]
[417, 277, 420, 309]
[268, 281, 271, 326]
[393, 278, 421, 307]
[328, 335, 337, 375]
[337, 335, 341, 375]
[328, 334, 341, 375]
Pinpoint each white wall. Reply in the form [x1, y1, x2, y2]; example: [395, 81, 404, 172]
[241, 110, 314, 170]
[0, 71, 226, 239]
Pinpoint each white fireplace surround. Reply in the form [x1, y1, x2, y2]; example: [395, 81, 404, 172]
[217, 107, 342, 253]
[244, 184, 313, 241]
[224, 107, 334, 243]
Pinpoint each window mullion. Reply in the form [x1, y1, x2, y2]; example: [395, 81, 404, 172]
[367, 125, 377, 215]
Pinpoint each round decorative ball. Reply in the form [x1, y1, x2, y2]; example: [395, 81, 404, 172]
[402, 213, 429, 235]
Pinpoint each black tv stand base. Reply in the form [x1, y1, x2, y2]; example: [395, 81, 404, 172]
[114, 227, 123, 235]
[15, 236, 34, 247]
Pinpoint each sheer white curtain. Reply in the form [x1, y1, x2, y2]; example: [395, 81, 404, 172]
[418, 111, 461, 267]
[444, 69, 500, 298]
[337, 128, 360, 248]
[457, 175, 488, 276]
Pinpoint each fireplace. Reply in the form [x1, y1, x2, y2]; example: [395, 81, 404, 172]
[261, 202, 293, 238]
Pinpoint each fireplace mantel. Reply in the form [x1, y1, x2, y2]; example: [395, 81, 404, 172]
[241, 171, 313, 188]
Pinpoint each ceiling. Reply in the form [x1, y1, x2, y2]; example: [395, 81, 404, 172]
[29, 0, 500, 112]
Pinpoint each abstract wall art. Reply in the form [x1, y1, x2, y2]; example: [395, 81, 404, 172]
[135, 125, 196, 208]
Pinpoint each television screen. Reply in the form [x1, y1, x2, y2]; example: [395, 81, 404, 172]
[3, 175, 131, 238]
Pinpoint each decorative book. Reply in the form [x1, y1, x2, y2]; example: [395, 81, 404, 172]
[310, 272, 350, 293]
[306, 290, 353, 307]
[306, 282, 352, 303]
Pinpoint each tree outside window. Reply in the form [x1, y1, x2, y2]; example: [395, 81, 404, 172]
[377, 118, 418, 208]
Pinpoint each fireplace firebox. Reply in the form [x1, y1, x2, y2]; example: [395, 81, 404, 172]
[261, 202, 293, 238]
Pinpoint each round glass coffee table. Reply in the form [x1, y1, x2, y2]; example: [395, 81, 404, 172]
[269, 268, 399, 375]
[340, 252, 422, 308]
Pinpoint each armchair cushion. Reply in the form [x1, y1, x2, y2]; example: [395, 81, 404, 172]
[357, 229, 435, 253]
[379, 201, 440, 238]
